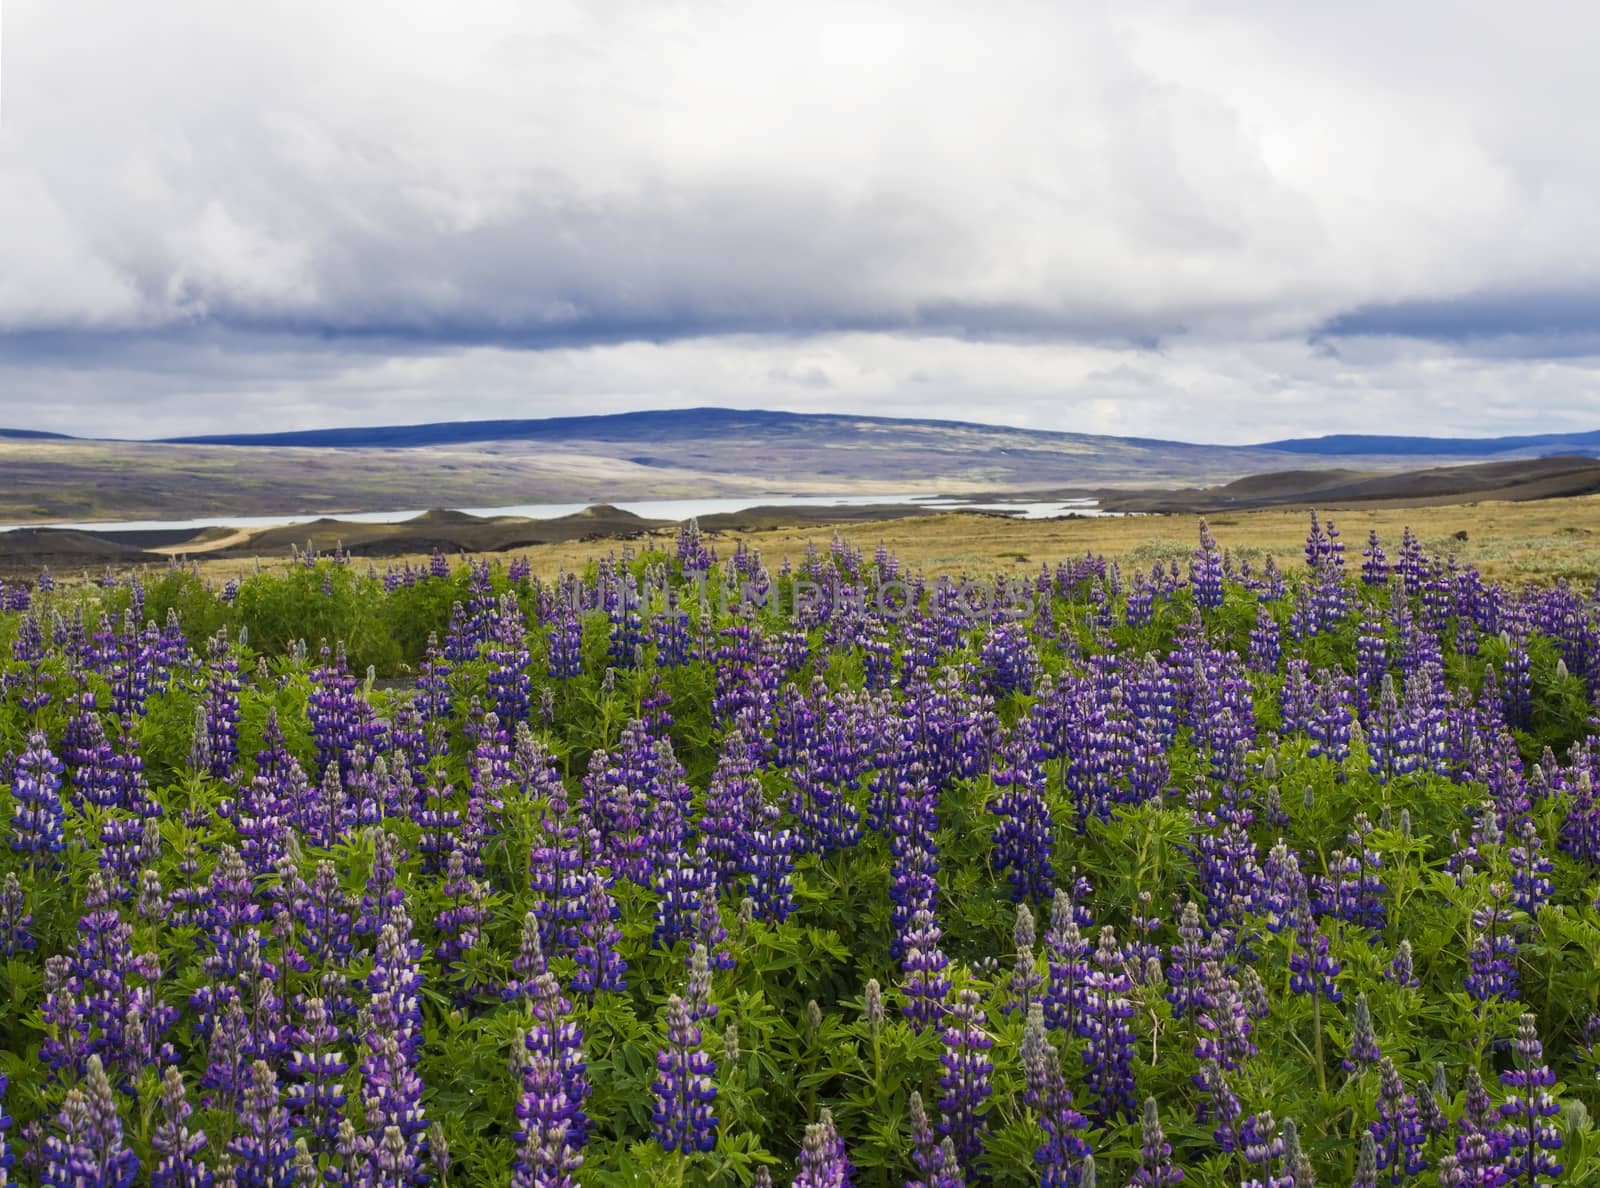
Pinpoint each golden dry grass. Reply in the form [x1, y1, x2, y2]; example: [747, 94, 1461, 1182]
[164, 493, 1600, 588]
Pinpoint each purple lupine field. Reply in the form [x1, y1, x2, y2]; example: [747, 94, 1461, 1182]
[0, 513, 1595, 1187]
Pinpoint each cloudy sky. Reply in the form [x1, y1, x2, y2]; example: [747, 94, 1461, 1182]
[3, 0, 1598, 442]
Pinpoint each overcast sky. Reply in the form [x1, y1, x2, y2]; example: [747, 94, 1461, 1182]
[3, 0, 1598, 442]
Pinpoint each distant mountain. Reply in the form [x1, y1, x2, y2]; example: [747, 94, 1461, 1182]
[160, 407, 1179, 450]
[166, 408, 1600, 460]
[1253, 429, 1600, 457]
[0, 427, 73, 440]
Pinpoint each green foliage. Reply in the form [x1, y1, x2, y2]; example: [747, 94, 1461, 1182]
[0, 538, 1595, 1187]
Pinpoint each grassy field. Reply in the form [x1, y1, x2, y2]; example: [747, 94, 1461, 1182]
[163, 493, 1600, 587]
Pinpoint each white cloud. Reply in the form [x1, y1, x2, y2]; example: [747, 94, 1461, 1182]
[1, 0, 1598, 434]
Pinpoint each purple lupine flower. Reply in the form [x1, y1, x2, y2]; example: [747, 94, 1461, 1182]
[234, 766, 293, 878]
[979, 619, 1040, 696]
[360, 1030, 428, 1179]
[1006, 904, 1044, 1018]
[1125, 571, 1156, 628]
[415, 764, 462, 876]
[790, 746, 863, 857]
[1082, 927, 1137, 1123]
[1190, 520, 1225, 610]
[581, 721, 662, 885]
[203, 629, 243, 781]
[745, 795, 797, 924]
[9, 612, 53, 713]
[367, 906, 425, 1059]
[511, 1114, 579, 1188]
[1368, 674, 1422, 783]
[504, 911, 548, 1005]
[887, 767, 941, 954]
[1238, 1111, 1286, 1188]
[1559, 771, 1599, 865]
[681, 943, 716, 1035]
[41, 1055, 139, 1188]
[1020, 1004, 1088, 1188]
[191, 846, 265, 1035]
[547, 602, 584, 680]
[1507, 821, 1553, 916]
[1345, 993, 1382, 1072]
[692, 882, 733, 973]
[1386, 940, 1418, 989]
[1130, 1097, 1183, 1188]
[700, 733, 762, 888]
[1363, 530, 1389, 586]
[358, 830, 407, 937]
[1248, 603, 1282, 672]
[1196, 1060, 1244, 1152]
[513, 970, 590, 1180]
[486, 592, 533, 728]
[1314, 814, 1386, 933]
[1420, 1067, 1450, 1140]
[1456, 1131, 1509, 1188]
[1259, 842, 1303, 933]
[1043, 890, 1088, 1034]
[360, 914, 428, 1177]
[307, 641, 364, 779]
[369, 1124, 419, 1188]
[1500, 638, 1533, 729]
[1500, 1014, 1562, 1188]
[290, 859, 355, 983]
[284, 996, 347, 1153]
[200, 998, 252, 1116]
[1307, 670, 1354, 765]
[909, 1091, 966, 1188]
[121, 949, 180, 1079]
[989, 727, 1055, 902]
[1370, 1057, 1427, 1184]
[97, 809, 160, 905]
[0, 871, 33, 956]
[794, 1109, 852, 1188]
[152, 1066, 211, 1188]
[1353, 1131, 1381, 1188]
[229, 1061, 293, 1188]
[937, 988, 993, 1174]
[1274, 1118, 1313, 1188]
[900, 908, 951, 1033]
[1459, 1063, 1509, 1163]
[651, 993, 718, 1155]
[1288, 897, 1342, 1004]
[9, 730, 66, 858]
[652, 845, 712, 952]
[73, 872, 167, 1083]
[1194, 962, 1257, 1075]
[1356, 615, 1389, 708]
[41, 952, 91, 1079]
[1191, 815, 1260, 931]
[571, 875, 626, 1002]
[433, 848, 488, 999]
[1466, 886, 1520, 1002]
[1165, 901, 1216, 1021]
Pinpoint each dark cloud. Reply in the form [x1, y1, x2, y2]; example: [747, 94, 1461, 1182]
[1318, 291, 1600, 354]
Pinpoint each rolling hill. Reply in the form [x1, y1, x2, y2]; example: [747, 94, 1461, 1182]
[1, 408, 1596, 525]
